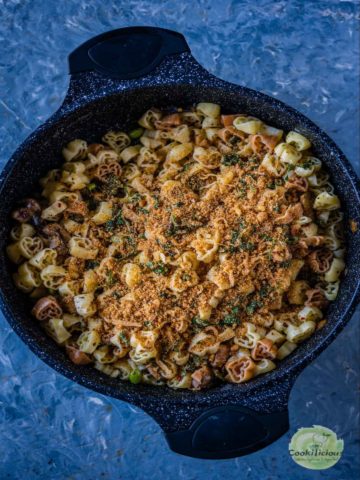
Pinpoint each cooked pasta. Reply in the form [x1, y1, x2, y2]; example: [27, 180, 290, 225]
[7, 105, 346, 389]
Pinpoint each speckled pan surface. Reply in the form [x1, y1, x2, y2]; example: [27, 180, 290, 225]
[1, 38, 360, 441]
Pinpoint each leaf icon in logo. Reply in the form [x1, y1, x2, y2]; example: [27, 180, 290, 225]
[312, 432, 328, 447]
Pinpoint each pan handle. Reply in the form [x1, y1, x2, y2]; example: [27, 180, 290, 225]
[62, 26, 213, 108]
[144, 379, 294, 459]
[68, 26, 190, 79]
[164, 404, 289, 459]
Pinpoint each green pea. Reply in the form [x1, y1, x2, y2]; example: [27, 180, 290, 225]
[129, 128, 144, 140]
[129, 369, 142, 384]
[87, 182, 96, 191]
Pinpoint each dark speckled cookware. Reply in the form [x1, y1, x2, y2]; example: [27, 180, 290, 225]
[0, 27, 359, 459]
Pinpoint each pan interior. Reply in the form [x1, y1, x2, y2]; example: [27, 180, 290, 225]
[0, 84, 359, 405]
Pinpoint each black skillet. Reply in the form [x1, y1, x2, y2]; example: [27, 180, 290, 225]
[0, 27, 359, 459]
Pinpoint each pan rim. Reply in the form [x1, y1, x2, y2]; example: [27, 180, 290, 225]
[1, 82, 360, 407]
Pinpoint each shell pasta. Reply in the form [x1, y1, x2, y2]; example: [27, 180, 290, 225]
[7, 104, 346, 389]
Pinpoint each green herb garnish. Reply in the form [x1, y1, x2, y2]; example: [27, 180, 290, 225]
[153, 196, 160, 209]
[221, 153, 242, 166]
[156, 239, 176, 258]
[129, 128, 144, 140]
[129, 369, 142, 384]
[87, 182, 97, 191]
[166, 215, 182, 236]
[279, 260, 291, 268]
[159, 291, 171, 299]
[220, 306, 241, 326]
[103, 174, 124, 196]
[285, 234, 299, 245]
[85, 260, 100, 270]
[115, 212, 125, 225]
[221, 315, 241, 326]
[227, 220, 248, 252]
[105, 209, 126, 231]
[129, 193, 141, 203]
[273, 204, 281, 213]
[260, 234, 273, 242]
[118, 331, 129, 346]
[191, 316, 210, 329]
[107, 270, 116, 286]
[231, 229, 240, 243]
[146, 261, 170, 276]
[239, 241, 255, 252]
[137, 207, 149, 215]
[259, 285, 272, 298]
[246, 300, 263, 315]
[86, 197, 99, 211]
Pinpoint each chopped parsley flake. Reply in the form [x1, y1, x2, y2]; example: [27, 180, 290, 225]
[104, 174, 124, 196]
[221, 153, 242, 166]
[153, 196, 160, 209]
[191, 316, 210, 329]
[159, 291, 172, 299]
[105, 209, 125, 231]
[106, 270, 116, 286]
[285, 234, 299, 244]
[85, 260, 99, 270]
[129, 193, 142, 203]
[239, 241, 255, 252]
[231, 230, 240, 243]
[156, 239, 176, 258]
[246, 300, 263, 315]
[301, 160, 312, 169]
[259, 285, 272, 298]
[118, 331, 129, 346]
[220, 306, 241, 326]
[260, 234, 273, 242]
[137, 207, 149, 215]
[146, 261, 170, 276]
[279, 260, 291, 268]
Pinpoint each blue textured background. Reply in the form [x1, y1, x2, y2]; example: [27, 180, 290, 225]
[0, 1, 359, 478]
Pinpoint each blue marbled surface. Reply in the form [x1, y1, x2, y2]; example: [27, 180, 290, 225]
[0, 0, 359, 478]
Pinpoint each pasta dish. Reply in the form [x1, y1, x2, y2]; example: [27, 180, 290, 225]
[6, 104, 346, 389]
